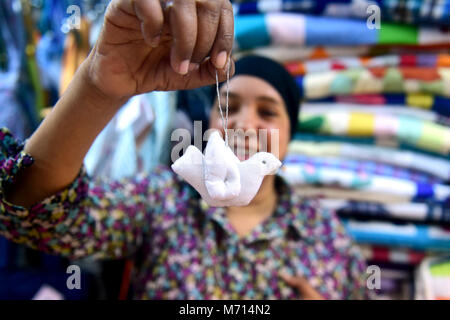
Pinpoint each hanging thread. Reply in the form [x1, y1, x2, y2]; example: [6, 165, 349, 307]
[215, 57, 231, 147]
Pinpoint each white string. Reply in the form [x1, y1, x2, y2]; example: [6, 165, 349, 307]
[215, 57, 231, 146]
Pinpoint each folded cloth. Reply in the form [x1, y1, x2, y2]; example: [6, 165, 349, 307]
[309, 93, 450, 118]
[235, 45, 374, 63]
[298, 67, 450, 100]
[288, 140, 450, 181]
[342, 219, 450, 251]
[358, 245, 427, 266]
[233, 0, 450, 27]
[284, 154, 442, 184]
[319, 199, 450, 224]
[235, 13, 450, 50]
[296, 186, 412, 203]
[298, 112, 450, 155]
[293, 133, 450, 160]
[280, 163, 450, 200]
[302, 102, 445, 123]
[286, 54, 450, 76]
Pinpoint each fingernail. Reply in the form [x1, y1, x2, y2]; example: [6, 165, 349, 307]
[178, 60, 190, 75]
[151, 35, 161, 48]
[189, 63, 199, 72]
[216, 51, 227, 69]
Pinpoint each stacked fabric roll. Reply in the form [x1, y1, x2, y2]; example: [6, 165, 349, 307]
[232, 0, 450, 299]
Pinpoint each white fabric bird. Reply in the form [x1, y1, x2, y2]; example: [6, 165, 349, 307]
[171, 131, 282, 207]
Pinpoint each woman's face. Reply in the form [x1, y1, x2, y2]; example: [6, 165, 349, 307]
[209, 75, 290, 161]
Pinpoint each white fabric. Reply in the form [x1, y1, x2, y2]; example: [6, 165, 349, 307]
[266, 13, 306, 46]
[172, 131, 282, 207]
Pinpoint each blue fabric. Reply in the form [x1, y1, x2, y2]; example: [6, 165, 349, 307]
[305, 15, 379, 46]
[235, 14, 271, 49]
[415, 183, 435, 200]
[342, 219, 450, 250]
[232, 0, 450, 26]
[0, 1, 32, 140]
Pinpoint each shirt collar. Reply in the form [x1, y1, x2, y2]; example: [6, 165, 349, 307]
[199, 175, 313, 244]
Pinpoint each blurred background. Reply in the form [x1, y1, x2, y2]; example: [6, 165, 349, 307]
[0, 0, 449, 300]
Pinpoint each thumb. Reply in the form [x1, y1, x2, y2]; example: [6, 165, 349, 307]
[280, 273, 325, 300]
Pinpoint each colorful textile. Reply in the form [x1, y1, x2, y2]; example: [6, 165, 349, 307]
[298, 112, 450, 155]
[318, 199, 450, 224]
[311, 94, 450, 118]
[293, 133, 450, 160]
[0, 128, 368, 300]
[298, 67, 450, 100]
[295, 186, 412, 203]
[301, 102, 446, 123]
[286, 54, 450, 76]
[235, 13, 450, 50]
[280, 163, 450, 200]
[358, 245, 427, 266]
[288, 140, 450, 181]
[233, 0, 450, 27]
[236, 45, 375, 63]
[343, 219, 450, 250]
[284, 154, 442, 184]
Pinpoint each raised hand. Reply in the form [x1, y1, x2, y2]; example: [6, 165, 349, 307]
[87, 0, 235, 99]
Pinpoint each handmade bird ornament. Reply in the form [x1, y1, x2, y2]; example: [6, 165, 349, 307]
[171, 61, 282, 206]
[171, 131, 282, 207]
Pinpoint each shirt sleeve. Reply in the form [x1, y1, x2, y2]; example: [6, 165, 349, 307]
[0, 127, 180, 261]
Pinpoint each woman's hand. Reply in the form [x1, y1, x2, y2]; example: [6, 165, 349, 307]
[87, 0, 235, 100]
[7, 0, 234, 208]
[280, 273, 325, 300]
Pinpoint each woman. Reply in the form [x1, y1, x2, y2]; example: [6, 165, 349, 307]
[0, 0, 368, 299]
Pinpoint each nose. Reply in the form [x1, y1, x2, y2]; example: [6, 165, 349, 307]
[230, 103, 259, 132]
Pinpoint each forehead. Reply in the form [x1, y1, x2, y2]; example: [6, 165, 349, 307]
[220, 75, 284, 104]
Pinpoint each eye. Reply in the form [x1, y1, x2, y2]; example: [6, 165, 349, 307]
[258, 108, 277, 117]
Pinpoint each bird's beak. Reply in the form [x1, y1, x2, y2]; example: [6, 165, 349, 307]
[267, 159, 282, 175]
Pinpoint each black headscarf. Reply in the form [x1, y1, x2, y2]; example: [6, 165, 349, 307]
[222, 55, 301, 138]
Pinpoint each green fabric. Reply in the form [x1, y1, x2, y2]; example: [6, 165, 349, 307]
[383, 68, 404, 93]
[430, 261, 450, 277]
[378, 23, 418, 45]
[421, 81, 444, 96]
[298, 115, 325, 132]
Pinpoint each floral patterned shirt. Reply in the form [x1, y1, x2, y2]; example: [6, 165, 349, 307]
[0, 128, 368, 299]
